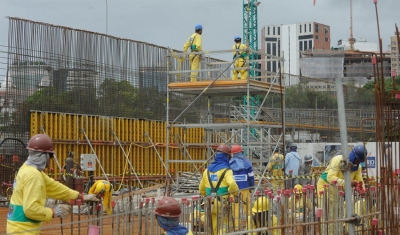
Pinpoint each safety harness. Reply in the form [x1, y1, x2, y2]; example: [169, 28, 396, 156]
[207, 168, 229, 198]
[233, 44, 247, 68]
[190, 35, 199, 62]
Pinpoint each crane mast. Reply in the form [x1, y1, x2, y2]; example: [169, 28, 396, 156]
[242, 0, 261, 139]
[349, 0, 355, 51]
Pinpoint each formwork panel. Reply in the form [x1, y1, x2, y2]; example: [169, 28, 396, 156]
[30, 111, 206, 183]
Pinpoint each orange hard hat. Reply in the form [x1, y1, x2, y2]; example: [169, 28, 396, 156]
[231, 145, 243, 154]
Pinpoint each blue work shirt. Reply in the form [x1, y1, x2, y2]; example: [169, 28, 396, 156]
[284, 151, 301, 176]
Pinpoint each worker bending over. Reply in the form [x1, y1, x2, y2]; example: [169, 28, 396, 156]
[247, 196, 279, 235]
[288, 184, 313, 221]
[316, 145, 366, 235]
[89, 180, 114, 215]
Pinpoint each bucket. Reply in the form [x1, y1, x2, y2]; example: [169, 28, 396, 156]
[88, 225, 100, 235]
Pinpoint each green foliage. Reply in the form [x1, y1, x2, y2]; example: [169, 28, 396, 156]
[284, 84, 337, 109]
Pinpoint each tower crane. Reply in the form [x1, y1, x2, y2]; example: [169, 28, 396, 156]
[242, 0, 261, 139]
[314, 0, 355, 51]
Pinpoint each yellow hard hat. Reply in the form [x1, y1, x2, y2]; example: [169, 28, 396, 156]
[252, 196, 269, 213]
[294, 184, 303, 194]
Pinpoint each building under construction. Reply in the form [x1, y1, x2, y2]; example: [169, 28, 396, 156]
[0, 17, 399, 235]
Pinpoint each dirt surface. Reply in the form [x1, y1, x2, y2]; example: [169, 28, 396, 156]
[0, 207, 146, 235]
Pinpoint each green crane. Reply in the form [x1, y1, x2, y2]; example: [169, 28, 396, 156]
[243, 0, 261, 138]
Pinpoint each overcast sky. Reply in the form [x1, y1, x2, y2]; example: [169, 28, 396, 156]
[0, 0, 398, 79]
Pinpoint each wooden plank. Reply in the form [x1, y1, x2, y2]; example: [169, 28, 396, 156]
[112, 183, 166, 200]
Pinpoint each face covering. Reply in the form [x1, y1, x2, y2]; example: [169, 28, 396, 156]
[25, 150, 49, 171]
[155, 215, 190, 235]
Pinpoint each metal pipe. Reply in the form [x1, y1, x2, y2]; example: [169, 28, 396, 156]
[335, 77, 355, 235]
[112, 131, 143, 188]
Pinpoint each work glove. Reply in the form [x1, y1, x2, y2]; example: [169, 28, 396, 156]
[53, 204, 70, 218]
[83, 194, 101, 202]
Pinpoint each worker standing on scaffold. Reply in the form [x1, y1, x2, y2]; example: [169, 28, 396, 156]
[230, 144, 254, 229]
[316, 145, 366, 235]
[232, 35, 248, 80]
[183, 24, 203, 82]
[199, 144, 239, 235]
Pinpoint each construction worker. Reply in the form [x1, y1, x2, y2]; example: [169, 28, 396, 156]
[230, 144, 255, 229]
[288, 184, 313, 221]
[232, 35, 248, 80]
[183, 24, 203, 82]
[246, 196, 279, 235]
[267, 146, 285, 191]
[88, 180, 114, 215]
[154, 196, 193, 235]
[298, 154, 313, 186]
[6, 134, 99, 235]
[284, 143, 301, 188]
[199, 144, 239, 235]
[316, 144, 366, 235]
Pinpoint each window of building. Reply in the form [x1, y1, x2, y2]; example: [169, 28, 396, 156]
[299, 41, 303, 51]
[325, 27, 329, 34]
[273, 27, 275, 35]
[325, 37, 329, 42]
[315, 24, 319, 33]
[267, 43, 271, 54]
[272, 43, 277, 56]
[272, 61, 277, 72]
[309, 40, 312, 49]
[304, 24, 307, 32]
[309, 24, 311, 32]
[267, 27, 270, 35]
[267, 61, 271, 71]
[300, 25, 302, 33]
[315, 35, 319, 39]
[304, 41, 308, 50]
[278, 27, 280, 35]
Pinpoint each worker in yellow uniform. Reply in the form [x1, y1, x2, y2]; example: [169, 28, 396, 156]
[288, 184, 313, 221]
[154, 196, 193, 235]
[7, 134, 99, 235]
[232, 35, 248, 80]
[267, 146, 284, 191]
[89, 180, 113, 215]
[316, 145, 366, 235]
[183, 24, 203, 82]
[199, 144, 239, 235]
[247, 196, 279, 235]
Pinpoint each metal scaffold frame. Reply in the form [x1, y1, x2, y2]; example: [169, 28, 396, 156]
[164, 47, 286, 195]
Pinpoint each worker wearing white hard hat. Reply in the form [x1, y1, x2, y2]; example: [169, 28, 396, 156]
[298, 154, 313, 185]
[232, 35, 248, 80]
[183, 24, 203, 82]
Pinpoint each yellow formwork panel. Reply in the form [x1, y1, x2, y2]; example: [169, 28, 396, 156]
[30, 111, 207, 180]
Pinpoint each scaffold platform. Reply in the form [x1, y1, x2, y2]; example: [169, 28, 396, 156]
[168, 79, 284, 95]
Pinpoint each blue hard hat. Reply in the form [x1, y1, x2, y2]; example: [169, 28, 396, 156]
[234, 35, 241, 41]
[195, 24, 203, 30]
[349, 145, 367, 163]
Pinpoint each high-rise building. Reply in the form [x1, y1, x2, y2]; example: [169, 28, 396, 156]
[261, 22, 331, 86]
[391, 34, 400, 75]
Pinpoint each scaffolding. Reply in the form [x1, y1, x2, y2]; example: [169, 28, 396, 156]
[164, 47, 286, 194]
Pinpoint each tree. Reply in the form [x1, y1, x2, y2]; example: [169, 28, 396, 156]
[97, 78, 138, 117]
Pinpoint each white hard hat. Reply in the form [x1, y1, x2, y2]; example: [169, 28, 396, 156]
[304, 154, 313, 162]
